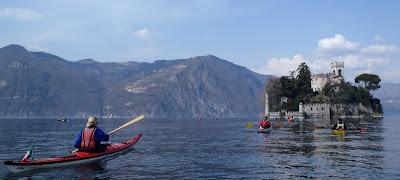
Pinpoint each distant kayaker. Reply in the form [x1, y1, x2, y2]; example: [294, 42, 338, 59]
[331, 118, 347, 130]
[259, 116, 271, 129]
[288, 116, 294, 123]
[74, 116, 109, 152]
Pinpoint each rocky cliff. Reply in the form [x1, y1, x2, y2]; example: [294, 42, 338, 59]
[0, 44, 271, 118]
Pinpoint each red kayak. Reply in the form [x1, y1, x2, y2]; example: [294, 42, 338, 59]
[4, 133, 142, 173]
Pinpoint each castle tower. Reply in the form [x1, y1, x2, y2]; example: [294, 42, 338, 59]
[330, 61, 344, 77]
[265, 91, 269, 116]
[299, 102, 304, 113]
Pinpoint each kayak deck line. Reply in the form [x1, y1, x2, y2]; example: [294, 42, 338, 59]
[4, 133, 142, 173]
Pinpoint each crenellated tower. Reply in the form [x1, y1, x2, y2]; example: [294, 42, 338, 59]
[330, 61, 344, 77]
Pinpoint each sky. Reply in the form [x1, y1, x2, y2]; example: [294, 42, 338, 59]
[0, 0, 399, 83]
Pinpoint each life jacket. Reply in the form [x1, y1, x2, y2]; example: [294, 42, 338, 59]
[259, 120, 270, 128]
[288, 116, 294, 122]
[80, 128, 97, 149]
[336, 123, 345, 130]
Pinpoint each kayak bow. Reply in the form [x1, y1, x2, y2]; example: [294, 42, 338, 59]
[4, 133, 142, 173]
[331, 129, 345, 136]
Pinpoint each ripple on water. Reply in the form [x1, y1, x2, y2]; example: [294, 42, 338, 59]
[0, 117, 399, 179]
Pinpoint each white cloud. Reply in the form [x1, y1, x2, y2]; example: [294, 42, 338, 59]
[317, 34, 359, 54]
[338, 54, 362, 69]
[327, 54, 388, 69]
[261, 34, 400, 82]
[26, 44, 48, 52]
[262, 55, 306, 76]
[132, 28, 151, 40]
[0, 8, 43, 21]
[361, 45, 399, 55]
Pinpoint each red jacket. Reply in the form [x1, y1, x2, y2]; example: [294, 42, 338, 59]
[259, 120, 271, 128]
[81, 128, 97, 149]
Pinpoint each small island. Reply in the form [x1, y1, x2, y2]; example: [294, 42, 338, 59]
[265, 61, 383, 121]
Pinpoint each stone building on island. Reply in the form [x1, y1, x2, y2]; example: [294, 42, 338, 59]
[311, 61, 344, 92]
[266, 61, 379, 121]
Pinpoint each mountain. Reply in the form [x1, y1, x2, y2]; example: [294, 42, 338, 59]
[0, 45, 105, 118]
[373, 83, 400, 101]
[0, 44, 271, 118]
[373, 83, 400, 112]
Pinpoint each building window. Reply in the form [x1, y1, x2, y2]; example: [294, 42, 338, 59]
[322, 107, 324, 110]
[338, 69, 342, 76]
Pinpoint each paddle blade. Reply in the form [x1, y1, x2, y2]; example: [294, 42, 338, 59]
[22, 146, 34, 161]
[245, 123, 255, 128]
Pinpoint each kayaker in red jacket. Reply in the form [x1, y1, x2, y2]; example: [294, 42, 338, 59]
[74, 116, 109, 152]
[259, 116, 271, 129]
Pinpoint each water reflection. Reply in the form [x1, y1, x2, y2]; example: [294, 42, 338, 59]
[257, 118, 385, 178]
[74, 162, 105, 180]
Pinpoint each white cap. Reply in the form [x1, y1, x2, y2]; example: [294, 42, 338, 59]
[86, 116, 97, 127]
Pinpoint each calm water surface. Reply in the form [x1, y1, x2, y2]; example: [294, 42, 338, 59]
[0, 113, 399, 179]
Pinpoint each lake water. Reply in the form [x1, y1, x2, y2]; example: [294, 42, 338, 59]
[1, 113, 400, 179]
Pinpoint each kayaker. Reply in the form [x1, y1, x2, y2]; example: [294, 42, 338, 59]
[258, 116, 271, 129]
[331, 118, 347, 130]
[74, 116, 109, 152]
[288, 116, 294, 123]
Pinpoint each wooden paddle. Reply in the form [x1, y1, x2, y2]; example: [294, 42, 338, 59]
[71, 114, 145, 153]
[107, 115, 144, 135]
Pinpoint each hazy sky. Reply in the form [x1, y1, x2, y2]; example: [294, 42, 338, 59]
[1, 0, 399, 82]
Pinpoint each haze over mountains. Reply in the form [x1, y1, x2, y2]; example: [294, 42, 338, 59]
[373, 83, 400, 112]
[0, 44, 270, 118]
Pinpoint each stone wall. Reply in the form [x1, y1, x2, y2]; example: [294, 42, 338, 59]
[268, 102, 376, 120]
[303, 103, 330, 119]
[285, 111, 304, 120]
[330, 103, 373, 117]
[268, 112, 281, 119]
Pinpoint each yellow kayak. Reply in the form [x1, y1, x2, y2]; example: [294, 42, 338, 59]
[331, 129, 345, 136]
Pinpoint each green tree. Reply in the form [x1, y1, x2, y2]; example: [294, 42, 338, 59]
[310, 94, 329, 103]
[371, 98, 383, 113]
[265, 78, 282, 112]
[323, 81, 359, 104]
[278, 62, 314, 111]
[279, 76, 297, 111]
[295, 62, 312, 95]
[280, 76, 295, 98]
[294, 62, 313, 104]
[355, 73, 381, 91]
[357, 86, 372, 106]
